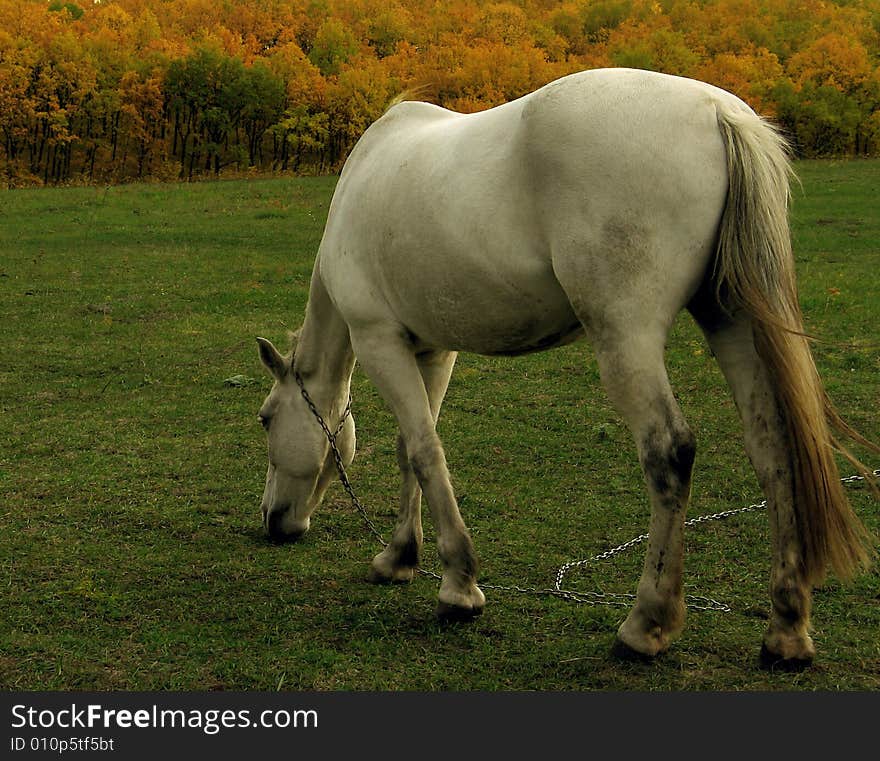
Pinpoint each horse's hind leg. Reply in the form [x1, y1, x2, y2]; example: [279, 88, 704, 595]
[370, 350, 457, 583]
[350, 326, 484, 619]
[697, 311, 815, 666]
[592, 330, 695, 657]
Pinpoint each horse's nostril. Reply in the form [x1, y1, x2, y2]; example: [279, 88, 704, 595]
[265, 509, 304, 543]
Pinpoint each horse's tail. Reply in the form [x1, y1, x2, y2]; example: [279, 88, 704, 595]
[713, 102, 876, 585]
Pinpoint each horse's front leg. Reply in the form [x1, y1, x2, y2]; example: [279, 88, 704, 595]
[368, 433, 424, 583]
[352, 330, 483, 619]
[370, 351, 458, 584]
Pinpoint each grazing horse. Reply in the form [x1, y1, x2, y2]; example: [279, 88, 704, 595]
[256, 68, 875, 667]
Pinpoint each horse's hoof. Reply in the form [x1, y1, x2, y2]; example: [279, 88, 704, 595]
[436, 601, 484, 623]
[759, 643, 813, 672]
[610, 637, 660, 662]
[367, 564, 415, 585]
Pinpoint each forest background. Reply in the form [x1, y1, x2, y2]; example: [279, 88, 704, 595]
[2, 0, 880, 186]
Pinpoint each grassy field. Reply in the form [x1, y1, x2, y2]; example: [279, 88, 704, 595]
[1, 161, 878, 691]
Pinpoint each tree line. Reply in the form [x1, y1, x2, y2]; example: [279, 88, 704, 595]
[1, 0, 879, 186]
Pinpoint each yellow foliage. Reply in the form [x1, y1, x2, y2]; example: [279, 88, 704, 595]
[788, 33, 874, 94]
[3, 0, 880, 185]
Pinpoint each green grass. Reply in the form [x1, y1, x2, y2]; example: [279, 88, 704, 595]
[1, 163, 878, 691]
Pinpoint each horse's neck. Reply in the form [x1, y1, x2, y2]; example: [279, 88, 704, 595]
[295, 268, 355, 412]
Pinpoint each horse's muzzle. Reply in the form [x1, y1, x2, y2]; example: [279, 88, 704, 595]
[264, 506, 308, 543]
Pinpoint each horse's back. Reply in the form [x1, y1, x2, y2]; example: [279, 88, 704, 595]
[319, 69, 742, 353]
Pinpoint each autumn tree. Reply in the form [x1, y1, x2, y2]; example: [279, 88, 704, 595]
[3, 0, 880, 186]
[267, 42, 329, 171]
[118, 69, 164, 178]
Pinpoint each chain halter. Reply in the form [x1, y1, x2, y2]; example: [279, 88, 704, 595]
[293, 370, 878, 612]
[294, 369, 387, 548]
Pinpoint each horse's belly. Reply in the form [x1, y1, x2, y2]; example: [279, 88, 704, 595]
[414, 311, 584, 356]
[478, 320, 585, 356]
[385, 264, 583, 356]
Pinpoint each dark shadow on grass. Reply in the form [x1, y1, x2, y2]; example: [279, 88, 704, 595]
[232, 524, 314, 548]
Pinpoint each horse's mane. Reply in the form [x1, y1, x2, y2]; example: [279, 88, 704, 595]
[384, 85, 436, 113]
[286, 327, 302, 362]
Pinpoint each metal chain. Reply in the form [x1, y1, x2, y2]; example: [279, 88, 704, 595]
[548, 501, 772, 611]
[295, 372, 878, 613]
[294, 370, 388, 548]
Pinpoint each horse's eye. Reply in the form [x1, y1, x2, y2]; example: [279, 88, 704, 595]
[258, 415, 270, 430]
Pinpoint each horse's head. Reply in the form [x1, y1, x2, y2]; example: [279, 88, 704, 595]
[255, 336, 355, 542]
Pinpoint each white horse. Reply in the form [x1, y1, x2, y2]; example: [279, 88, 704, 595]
[256, 68, 875, 667]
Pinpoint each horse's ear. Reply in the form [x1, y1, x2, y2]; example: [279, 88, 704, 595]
[256, 337, 288, 381]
